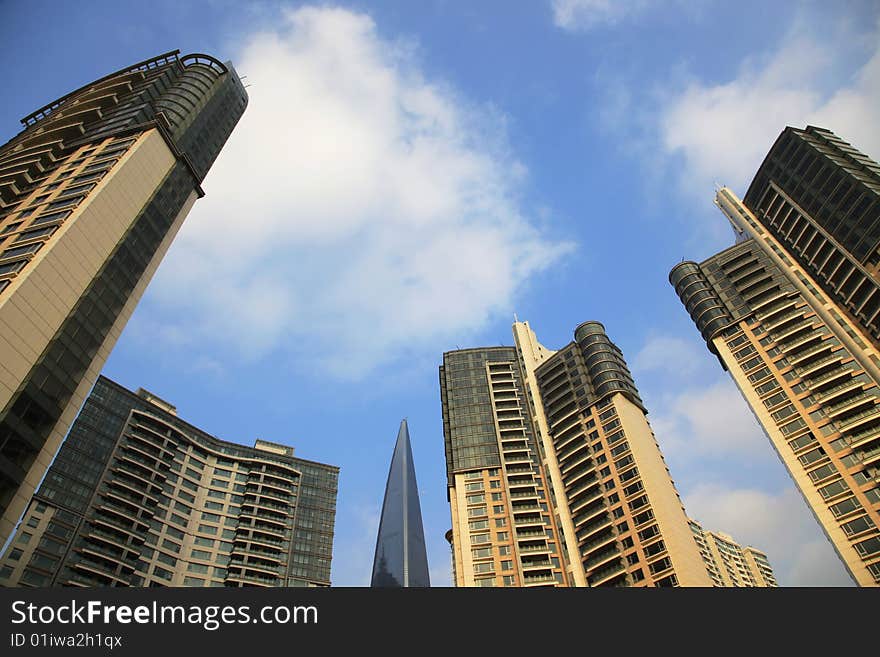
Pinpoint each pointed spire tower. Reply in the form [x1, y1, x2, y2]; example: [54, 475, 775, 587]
[371, 419, 430, 587]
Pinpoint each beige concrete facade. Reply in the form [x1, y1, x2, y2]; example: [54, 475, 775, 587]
[689, 518, 777, 587]
[697, 188, 880, 586]
[513, 321, 587, 586]
[0, 131, 185, 545]
[613, 395, 711, 586]
[445, 321, 715, 586]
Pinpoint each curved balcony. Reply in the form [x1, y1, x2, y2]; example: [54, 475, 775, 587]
[587, 560, 627, 587]
[69, 560, 129, 586]
[225, 571, 277, 587]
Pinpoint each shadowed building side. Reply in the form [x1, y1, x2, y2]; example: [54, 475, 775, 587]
[371, 419, 430, 587]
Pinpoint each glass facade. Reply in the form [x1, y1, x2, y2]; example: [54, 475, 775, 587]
[0, 376, 339, 588]
[371, 420, 430, 587]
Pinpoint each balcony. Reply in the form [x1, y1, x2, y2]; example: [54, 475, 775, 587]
[70, 558, 129, 586]
[805, 364, 853, 390]
[509, 489, 539, 499]
[764, 309, 808, 333]
[245, 490, 289, 506]
[846, 426, 880, 451]
[230, 546, 284, 563]
[91, 515, 144, 540]
[756, 298, 798, 323]
[780, 329, 825, 354]
[560, 449, 593, 475]
[583, 547, 620, 571]
[521, 559, 553, 570]
[228, 557, 280, 577]
[511, 502, 541, 513]
[80, 542, 136, 569]
[771, 319, 817, 344]
[85, 527, 139, 554]
[824, 393, 877, 419]
[518, 542, 550, 554]
[814, 378, 863, 404]
[515, 528, 547, 539]
[588, 561, 626, 586]
[235, 533, 286, 549]
[225, 571, 278, 587]
[576, 516, 614, 542]
[522, 572, 556, 585]
[786, 341, 835, 368]
[580, 532, 618, 558]
[836, 406, 880, 433]
[858, 443, 880, 466]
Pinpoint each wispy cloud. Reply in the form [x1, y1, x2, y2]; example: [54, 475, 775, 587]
[684, 483, 853, 586]
[142, 6, 572, 379]
[592, 10, 880, 244]
[660, 29, 880, 202]
[632, 334, 707, 379]
[551, 0, 702, 31]
[551, 0, 651, 30]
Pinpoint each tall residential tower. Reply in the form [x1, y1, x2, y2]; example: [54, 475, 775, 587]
[671, 126, 880, 586]
[440, 320, 713, 587]
[0, 376, 338, 588]
[0, 51, 247, 545]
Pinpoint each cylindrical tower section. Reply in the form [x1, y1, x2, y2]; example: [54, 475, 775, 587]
[156, 57, 227, 140]
[669, 261, 733, 351]
[574, 321, 643, 408]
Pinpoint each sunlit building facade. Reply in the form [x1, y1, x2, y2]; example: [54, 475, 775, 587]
[440, 320, 713, 587]
[671, 126, 880, 586]
[0, 50, 248, 546]
[688, 519, 777, 587]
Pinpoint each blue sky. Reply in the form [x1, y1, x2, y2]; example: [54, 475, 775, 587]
[2, 0, 878, 586]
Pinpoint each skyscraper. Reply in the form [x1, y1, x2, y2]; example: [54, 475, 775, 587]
[0, 50, 248, 545]
[0, 376, 339, 588]
[440, 320, 713, 587]
[371, 419, 430, 587]
[688, 518, 777, 587]
[670, 126, 880, 586]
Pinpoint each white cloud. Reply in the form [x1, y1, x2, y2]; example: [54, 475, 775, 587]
[632, 334, 707, 379]
[146, 6, 572, 378]
[551, 0, 651, 30]
[647, 377, 769, 461]
[659, 20, 880, 203]
[684, 483, 853, 586]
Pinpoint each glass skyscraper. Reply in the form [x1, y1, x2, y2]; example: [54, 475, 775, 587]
[371, 419, 430, 587]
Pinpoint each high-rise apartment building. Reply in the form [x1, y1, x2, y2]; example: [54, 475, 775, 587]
[371, 419, 430, 587]
[688, 518, 777, 587]
[440, 320, 713, 587]
[0, 51, 247, 545]
[670, 126, 880, 586]
[0, 376, 338, 588]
